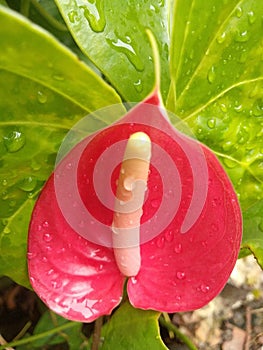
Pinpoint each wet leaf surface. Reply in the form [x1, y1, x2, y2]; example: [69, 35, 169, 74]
[55, 0, 170, 102]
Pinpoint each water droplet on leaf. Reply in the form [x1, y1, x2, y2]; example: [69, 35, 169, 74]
[247, 11, 256, 24]
[235, 6, 243, 18]
[4, 131, 26, 153]
[106, 35, 144, 72]
[217, 31, 226, 44]
[207, 66, 216, 84]
[134, 79, 143, 93]
[79, 0, 106, 32]
[235, 30, 249, 42]
[207, 118, 216, 129]
[18, 176, 37, 192]
[68, 10, 78, 23]
[37, 91, 47, 104]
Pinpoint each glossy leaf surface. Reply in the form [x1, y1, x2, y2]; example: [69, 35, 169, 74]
[0, 6, 123, 287]
[28, 89, 242, 320]
[168, 0, 263, 260]
[101, 302, 167, 350]
[54, 0, 170, 101]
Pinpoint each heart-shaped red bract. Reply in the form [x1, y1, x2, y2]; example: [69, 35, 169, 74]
[28, 90, 242, 322]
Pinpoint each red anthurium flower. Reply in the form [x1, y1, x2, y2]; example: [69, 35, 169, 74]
[28, 88, 242, 322]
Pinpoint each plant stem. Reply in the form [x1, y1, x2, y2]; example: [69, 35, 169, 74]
[20, 0, 30, 17]
[159, 315, 198, 350]
[0, 322, 76, 350]
[91, 317, 103, 350]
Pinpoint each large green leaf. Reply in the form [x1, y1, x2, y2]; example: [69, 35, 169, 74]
[54, 0, 170, 102]
[100, 302, 167, 350]
[168, 0, 263, 208]
[168, 0, 263, 262]
[0, 6, 124, 286]
[241, 200, 263, 269]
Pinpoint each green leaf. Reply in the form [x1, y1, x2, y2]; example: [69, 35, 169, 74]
[168, 0, 263, 227]
[100, 302, 167, 350]
[30, 311, 83, 349]
[54, 0, 170, 102]
[0, 6, 124, 286]
[241, 200, 263, 269]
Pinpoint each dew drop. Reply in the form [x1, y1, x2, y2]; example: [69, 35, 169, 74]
[42, 221, 49, 228]
[1, 191, 7, 201]
[4, 131, 26, 153]
[174, 243, 182, 254]
[79, 0, 106, 33]
[200, 284, 210, 293]
[235, 30, 249, 42]
[165, 230, 174, 242]
[2, 179, 7, 186]
[133, 79, 143, 93]
[47, 269, 54, 276]
[247, 10, 256, 24]
[51, 280, 61, 289]
[217, 31, 226, 44]
[223, 158, 238, 169]
[27, 252, 36, 260]
[43, 233, 52, 242]
[207, 65, 216, 84]
[207, 118, 216, 129]
[131, 276, 137, 285]
[176, 271, 185, 280]
[18, 176, 37, 192]
[235, 6, 243, 18]
[68, 10, 78, 23]
[156, 236, 165, 249]
[252, 99, 263, 117]
[106, 36, 144, 72]
[3, 227, 11, 234]
[37, 91, 47, 104]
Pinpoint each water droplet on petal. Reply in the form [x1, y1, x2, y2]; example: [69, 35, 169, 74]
[27, 252, 36, 260]
[42, 221, 49, 228]
[176, 271, 185, 280]
[200, 284, 210, 293]
[156, 236, 165, 248]
[165, 230, 174, 242]
[174, 243, 182, 254]
[4, 131, 26, 153]
[43, 233, 52, 242]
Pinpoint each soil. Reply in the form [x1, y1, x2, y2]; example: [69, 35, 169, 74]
[0, 256, 262, 350]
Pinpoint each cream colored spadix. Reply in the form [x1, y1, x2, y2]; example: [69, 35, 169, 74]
[112, 132, 151, 277]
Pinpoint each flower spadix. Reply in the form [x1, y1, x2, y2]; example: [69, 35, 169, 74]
[112, 132, 151, 277]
